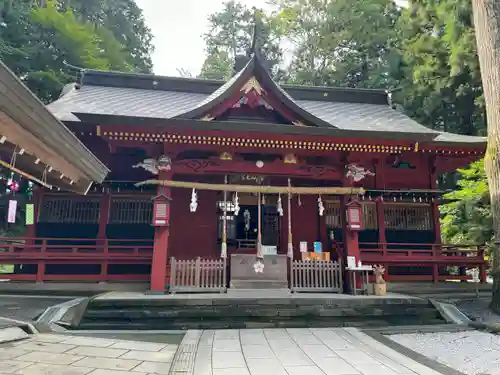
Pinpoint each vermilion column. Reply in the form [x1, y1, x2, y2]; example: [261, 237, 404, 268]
[375, 159, 387, 248]
[149, 171, 172, 293]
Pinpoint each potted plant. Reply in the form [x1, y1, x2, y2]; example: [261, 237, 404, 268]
[373, 265, 387, 296]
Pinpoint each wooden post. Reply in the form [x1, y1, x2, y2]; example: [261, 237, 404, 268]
[375, 159, 386, 250]
[150, 170, 172, 293]
[429, 157, 442, 283]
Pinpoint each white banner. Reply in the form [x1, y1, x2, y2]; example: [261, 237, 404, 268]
[7, 200, 17, 223]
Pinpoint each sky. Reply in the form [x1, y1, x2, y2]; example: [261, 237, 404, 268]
[135, 0, 407, 78]
[135, 0, 270, 77]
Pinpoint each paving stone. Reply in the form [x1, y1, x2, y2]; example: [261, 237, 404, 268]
[214, 330, 239, 340]
[61, 337, 117, 348]
[284, 365, 328, 375]
[160, 345, 178, 353]
[108, 340, 167, 352]
[213, 339, 241, 351]
[0, 347, 31, 360]
[212, 351, 246, 368]
[33, 334, 69, 343]
[314, 357, 361, 375]
[246, 358, 288, 375]
[15, 351, 84, 365]
[267, 338, 299, 350]
[242, 344, 275, 359]
[17, 341, 76, 353]
[292, 335, 323, 345]
[213, 368, 250, 375]
[15, 363, 94, 375]
[239, 334, 267, 345]
[72, 356, 142, 371]
[67, 346, 128, 358]
[132, 360, 173, 374]
[87, 370, 148, 375]
[353, 363, 403, 375]
[120, 349, 176, 362]
[334, 349, 381, 365]
[299, 344, 338, 360]
[0, 359, 33, 373]
[275, 349, 314, 366]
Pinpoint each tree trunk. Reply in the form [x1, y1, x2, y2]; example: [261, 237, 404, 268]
[471, 0, 500, 311]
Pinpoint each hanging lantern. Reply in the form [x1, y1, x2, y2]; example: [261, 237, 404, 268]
[7, 179, 19, 192]
[346, 199, 363, 231]
[190, 188, 198, 212]
[298, 194, 302, 207]
[152, 187, 171, 227]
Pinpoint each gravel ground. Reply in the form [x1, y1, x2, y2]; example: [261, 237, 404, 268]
[389, 330, 500, 375]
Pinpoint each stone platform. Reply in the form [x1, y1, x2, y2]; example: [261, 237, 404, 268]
[74, 290, 447, 331]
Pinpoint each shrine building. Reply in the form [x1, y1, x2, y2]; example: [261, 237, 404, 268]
[0, 46, 487, 293]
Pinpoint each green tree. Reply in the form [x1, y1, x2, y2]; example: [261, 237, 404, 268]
[441, 159, 492, 245]
[200, 0, 283, 79]
[392, 0, 485, 136]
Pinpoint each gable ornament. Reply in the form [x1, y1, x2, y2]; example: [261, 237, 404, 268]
[345, 163, 375, 182]
[133, 155, 172, 175]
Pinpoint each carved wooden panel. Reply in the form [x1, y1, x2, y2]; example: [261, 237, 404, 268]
[39, 197, 100, 224]
[383, 203, 432, 230]
[110, 198, 153, 224]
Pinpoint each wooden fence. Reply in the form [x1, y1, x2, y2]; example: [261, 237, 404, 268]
[169, 257, 227, 294]
[290, 260, 343, 293]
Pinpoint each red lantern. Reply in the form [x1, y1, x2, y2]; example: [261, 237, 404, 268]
[152, 188, 171, 227]
[346, 199, 363, 231]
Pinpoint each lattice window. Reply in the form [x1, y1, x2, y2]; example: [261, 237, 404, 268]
[383, 203, 432, 230]
[326, 200, 378, 229]
[362, 202, 378, 229]
[109, 199, 153, 224]
[39, 197, 100, 224]
[325, 200, 341, 229]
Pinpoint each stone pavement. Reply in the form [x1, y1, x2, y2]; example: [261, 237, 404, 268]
[182, 327, 444, 375]
[0, 328, 446, 375]
[0, 333, 178, 374]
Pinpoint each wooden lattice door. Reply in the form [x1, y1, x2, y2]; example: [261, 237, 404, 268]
[262, 205, 279, 246]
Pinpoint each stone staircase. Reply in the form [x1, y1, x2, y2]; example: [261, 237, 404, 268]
[74, 291, 447, 331]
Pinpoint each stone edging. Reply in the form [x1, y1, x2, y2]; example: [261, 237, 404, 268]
[362, 329, 468, 375]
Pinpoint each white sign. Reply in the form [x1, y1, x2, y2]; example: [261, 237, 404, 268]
[262, 245, 277, 255]
[300, 242, 308, 253]
[7, 200, 16, 223]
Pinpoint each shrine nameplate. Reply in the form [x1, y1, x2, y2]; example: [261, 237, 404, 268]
[230, 254, 288, 289]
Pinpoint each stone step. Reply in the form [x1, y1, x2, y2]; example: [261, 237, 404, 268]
[229, 280, 289, 289]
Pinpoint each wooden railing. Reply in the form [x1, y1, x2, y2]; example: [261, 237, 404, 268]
[290, 260, 343, 293]
[0, 237, 154, 282]
[170, 257, 227, 294]
[359, 242, 488, 282]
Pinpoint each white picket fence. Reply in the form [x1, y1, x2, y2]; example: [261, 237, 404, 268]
[169, 257, 227, 294]
[290, 260, 343, 293]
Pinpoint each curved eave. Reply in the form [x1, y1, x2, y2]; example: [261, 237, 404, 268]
[173, 53, 336, 129]
[0, 60, 109, 193]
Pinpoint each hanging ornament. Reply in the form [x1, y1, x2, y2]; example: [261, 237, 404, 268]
[25, 204, 34, 225]
[317, 195, 325, 216]
[233, 192, 240, 216]
[190, 188, 198, 212]
[419, 197, 422, 203]
[368, 195, 372, 201]
[244, 209, 251, 232]
[7, 200, 17, 223]
[262, 194, 266, 205]
[393, 196, 397, 202]
[277, 194, 283, 216]
[7, 178, 19, 193]
[298, 194, 302, 207]
[413, 196, 416, 203]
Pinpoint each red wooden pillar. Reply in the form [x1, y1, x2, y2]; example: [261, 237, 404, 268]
[429, 157, 441, 282]
[149, 171, 172, 293]
[375, 159, 387, 250]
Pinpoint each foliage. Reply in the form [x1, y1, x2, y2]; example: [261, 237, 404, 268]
[441, 159, 492, 245]
[0, 0, 153, 103]
[199, 0, 284, 80]
[391, 0, 485, 135]
[273, 0, 401, 88]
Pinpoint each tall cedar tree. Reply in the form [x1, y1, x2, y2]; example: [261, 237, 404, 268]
[471, 0, 500, 310]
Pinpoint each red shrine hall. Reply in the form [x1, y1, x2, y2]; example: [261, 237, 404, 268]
[3, 48, 487, 293]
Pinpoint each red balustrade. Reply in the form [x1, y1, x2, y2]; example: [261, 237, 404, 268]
[0, 237, 154, 282]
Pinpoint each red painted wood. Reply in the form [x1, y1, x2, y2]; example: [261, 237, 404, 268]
[150, 171, 172, 292]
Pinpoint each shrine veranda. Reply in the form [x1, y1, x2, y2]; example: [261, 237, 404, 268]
[0, 50, 488, 293]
